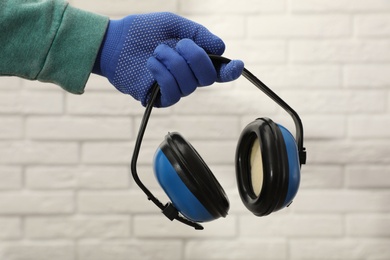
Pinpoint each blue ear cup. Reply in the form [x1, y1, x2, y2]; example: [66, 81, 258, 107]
[277, 124, 301, 207]
[235, 118, 301, 216]
[153, 132, 229, 222]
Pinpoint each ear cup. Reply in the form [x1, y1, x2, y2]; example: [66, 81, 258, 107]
[277, 124, 300, 207]
[235, 118, 300, 216]
[153, 132, 229, 222]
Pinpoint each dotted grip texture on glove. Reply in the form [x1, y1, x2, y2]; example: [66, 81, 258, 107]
[93, 12, 244, 107]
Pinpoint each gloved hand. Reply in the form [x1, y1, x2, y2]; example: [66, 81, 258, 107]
[93, 12, 244, 107]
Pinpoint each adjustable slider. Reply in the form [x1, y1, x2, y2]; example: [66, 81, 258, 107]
[300, 147, 307, 165]
[162, 202, 178, 221]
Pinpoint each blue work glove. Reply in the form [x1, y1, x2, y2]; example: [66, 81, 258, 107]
[93, 12, 244, 107]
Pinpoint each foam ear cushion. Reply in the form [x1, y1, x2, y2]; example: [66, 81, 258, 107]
[235, 118, 300, 216]
[153, 132, 229, 222]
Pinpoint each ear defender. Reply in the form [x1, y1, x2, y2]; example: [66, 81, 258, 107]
[131, 55, 306, 230]
[235, 118, 301, 216]
[153, 132, 229, 222]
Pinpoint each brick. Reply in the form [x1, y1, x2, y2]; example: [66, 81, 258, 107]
[173, 87, 278, 115]
[225, 40, 287, 64]
[0, 93, 22, 114]
[356, 14, 390, 37]
[0, 166, 22, 190]
[134, 215, 236, 237]
[281, 90, 386, 114]
[347, 214, 390, 237]
[294, 115, 345, 139]
[185, 239, 287, 260]
[292, 0, 390, 12]
[240, 214, 343, 237]
[184, 15, 245, 39]
[0, 77, 22, 90]
[81, 142, 133, 164]
[25, 166, 76, 189]
[24, 91, 64, 114]
[0, 116, 23, 139]
[0, 192, 74, 214]
[78, 191, 159, 213]
[26, 117, 132, 140]
[248, 15, 351, 38]
[293, 190, 390, 213]
[135, 115, 240, 140]
[71, 0, 178, 16]
[300, 164, 344, 189]
[66, 92, 144, 116]
[250, 64, 341, 88]
[346, 165, 390, 188]
[25, 216, 130, 239]
[291, 239, 390, 260]
[280, 90, 387, 116]
[0, 141, 79, 164]
[290, 40, 390, 63]
[22, 79, 62, 92]
[345, 64, 390, 87]
[308, 140, 390, 164]
[0, 218, 21, 239]
[78, 166, 130, 189]
[180, 0, 285, 14]
[0, 243, 74, 260]
[348, 115, 390, 138]
[0, 91, 63, 115]
[78, 241, 182, 260]
[25, 166, 130, 189]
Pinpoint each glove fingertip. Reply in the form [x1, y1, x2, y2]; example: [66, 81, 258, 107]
[217, 60, 244, 82]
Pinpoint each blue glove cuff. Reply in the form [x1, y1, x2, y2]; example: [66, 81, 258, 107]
[93, 17, 135, 79]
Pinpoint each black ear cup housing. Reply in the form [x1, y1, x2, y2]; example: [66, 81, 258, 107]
[235, 118, 301, 216]
[154, 132, 229, 222]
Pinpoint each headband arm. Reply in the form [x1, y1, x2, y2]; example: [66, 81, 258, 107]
[131, 83, 204, 230]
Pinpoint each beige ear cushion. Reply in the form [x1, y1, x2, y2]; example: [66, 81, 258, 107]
[250, 138, 264, 196]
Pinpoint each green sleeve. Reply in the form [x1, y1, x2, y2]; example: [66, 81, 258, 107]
[0, 0, 109, 94]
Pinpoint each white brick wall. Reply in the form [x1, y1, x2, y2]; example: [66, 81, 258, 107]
[1, 0, 390, 259]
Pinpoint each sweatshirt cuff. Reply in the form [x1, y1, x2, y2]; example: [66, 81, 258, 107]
[37, 5, 109, 94]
